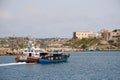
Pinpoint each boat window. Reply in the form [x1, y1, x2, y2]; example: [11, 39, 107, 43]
[35, 50, 41, 53]
[31, 50, 33, 52]
[24, 50, 27, 52]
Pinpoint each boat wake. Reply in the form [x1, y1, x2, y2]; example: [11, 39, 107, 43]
[0, 62, 27, 67]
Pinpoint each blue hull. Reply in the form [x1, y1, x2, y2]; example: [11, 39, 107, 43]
[39, 58, 68, 64]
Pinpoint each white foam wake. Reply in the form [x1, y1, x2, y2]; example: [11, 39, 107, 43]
[0, 62, 27, 67]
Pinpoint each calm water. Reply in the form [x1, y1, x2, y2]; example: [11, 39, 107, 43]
[0, 51, 120, 80]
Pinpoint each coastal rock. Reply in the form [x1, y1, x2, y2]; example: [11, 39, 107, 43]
[0, 48, 23, 56]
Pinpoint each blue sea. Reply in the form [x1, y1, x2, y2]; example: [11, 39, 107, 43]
[0, 51, 120, 80]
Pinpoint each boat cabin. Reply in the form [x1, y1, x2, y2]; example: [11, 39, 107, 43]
[41, 52, 68, 60]
[23, 47, 45, 57]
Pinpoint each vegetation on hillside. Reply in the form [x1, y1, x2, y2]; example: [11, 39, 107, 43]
[65, 38, 100, 49]
[64, 37, 120, 50]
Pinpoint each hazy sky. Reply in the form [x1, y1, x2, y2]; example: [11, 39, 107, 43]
[0, 0, 120, 38]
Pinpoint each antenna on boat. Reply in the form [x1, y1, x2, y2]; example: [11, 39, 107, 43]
[28, 41, 32, 47]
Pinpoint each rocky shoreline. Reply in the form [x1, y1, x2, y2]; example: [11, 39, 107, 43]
[0, 48, 23, 56]
[0, 47, 120, 56]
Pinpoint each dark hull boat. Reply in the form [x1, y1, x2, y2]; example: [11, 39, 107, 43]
[39, 53, 70, 64]
[39, 58, 68, 64]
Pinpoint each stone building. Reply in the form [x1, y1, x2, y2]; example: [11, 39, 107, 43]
[101, 29, 120, 41]
[109, 29, 120, 40]
[101, 29, 109, 41]
[73, 31, 101, 39]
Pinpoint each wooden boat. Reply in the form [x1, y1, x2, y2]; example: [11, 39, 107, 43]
[39, 52, 70, 63]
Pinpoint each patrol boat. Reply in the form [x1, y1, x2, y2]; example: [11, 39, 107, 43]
[15, 41, 47, 63]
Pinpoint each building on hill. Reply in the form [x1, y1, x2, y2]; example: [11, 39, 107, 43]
[73, 32, 101, 39]
[101, 29, 109, 41]
[109, 29, 120, 40]
[101, 29, 120, 41]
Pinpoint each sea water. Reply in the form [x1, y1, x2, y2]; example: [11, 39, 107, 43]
[0, 51, 120, 80]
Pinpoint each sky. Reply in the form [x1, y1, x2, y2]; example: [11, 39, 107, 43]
[0, 0, 120, 38]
